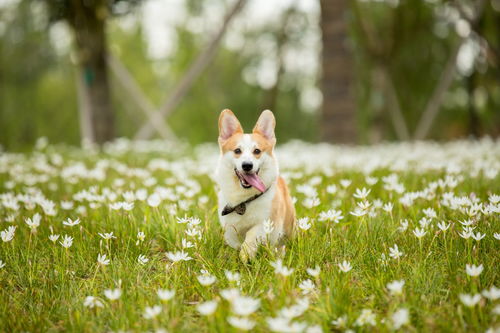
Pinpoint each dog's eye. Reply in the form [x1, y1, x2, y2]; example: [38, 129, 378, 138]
[253, 148, 261, 155]
[234, 148, 242, 154]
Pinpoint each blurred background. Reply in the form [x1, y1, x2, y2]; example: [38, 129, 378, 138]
[0, 0, 499, 149]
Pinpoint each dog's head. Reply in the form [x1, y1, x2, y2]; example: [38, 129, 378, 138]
[217, 109, 278, 193]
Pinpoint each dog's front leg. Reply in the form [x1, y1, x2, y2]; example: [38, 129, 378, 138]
[224, 225, 242, 249]
[239, 225, 265, 263]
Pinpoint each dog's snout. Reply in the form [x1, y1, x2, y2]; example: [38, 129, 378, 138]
[242, 161, 253, 172]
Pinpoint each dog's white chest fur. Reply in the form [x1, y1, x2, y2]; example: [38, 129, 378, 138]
[217, 184, 277, 248]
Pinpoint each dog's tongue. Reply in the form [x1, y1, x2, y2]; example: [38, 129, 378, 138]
[242, 173, 266, 192]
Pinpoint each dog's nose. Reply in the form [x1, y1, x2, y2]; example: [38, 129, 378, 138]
[242, 161, 253, 172]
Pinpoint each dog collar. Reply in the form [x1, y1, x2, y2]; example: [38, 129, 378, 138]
[221, 186, 270, 216]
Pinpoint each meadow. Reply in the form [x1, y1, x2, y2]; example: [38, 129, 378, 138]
[0, 138, 499, 332]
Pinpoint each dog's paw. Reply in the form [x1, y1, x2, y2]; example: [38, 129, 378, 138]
[239, 242, 255, 263]
[239, 248, 250, 263]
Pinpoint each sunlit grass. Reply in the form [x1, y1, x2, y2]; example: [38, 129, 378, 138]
[0, 139, 498, 332]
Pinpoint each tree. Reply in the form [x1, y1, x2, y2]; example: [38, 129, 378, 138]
[43, 0, 139, 144]
[319, 0, 357, 143]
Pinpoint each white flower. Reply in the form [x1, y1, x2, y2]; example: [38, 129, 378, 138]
[220, 288, 241, 301]
[83, 296, 104, 308]
[122, 202, 134, 211]
[157, 289, 175, 301]
[59, 235, 73, 248]
[413, 227, 427, 239]
[224, 270, 241, 283]
[147, 193, 161, 207]
[136, 231, 145, 245]
[302, 197, 320, 209]
[338, 260, 352, 273]
[331, 315, 347, 328]
[382, 202, 393, 213]
[298, 279, 316, 295]
[357, 201, 371, 210]
[353, 187, 371, 199]
[482, 286, 500, 300]
[306, 266, 321, 277]
[1, 226, 16, 242]
[63, 217, 80, 227]
[458, 229, 472, 239]
[423, 208, 437, 219]
[387, 280, 405, 296]
[459, 219, 474, 227]
[198, 274, 217, 286]
[465, 264, 483, 277]
[263, 219, 274, 234]
[182, 238, 195, 249]
[49, 234, 60, 242]
[197, 300, 218, 316]
[61, 200, 74, 210]
[350, 208, 367, 217]
[437, 221, 451, 231]
[306, 325, 322, 333]
[166, 251, 192, 262]
[318, 210, 344, 223]
[459, 293, 481, 307]
[267, 317, 307, 332]
[270, 259, 295, 277]
[137, 254, 149, 265]
[326, 184, 337, 194]
[109, 202, 123, 210]
[278, 298, 309, 319]
[398, 219, 409, 232]
[389, 244, 404, 259]
[471, 232, 485, 241]
[340, 179, 351, 188]
[0, 260, 5, 269]
[297, 217, 312, 230]
[419, 217, 432, 228]
[97, 253, 110, 266]
[143, 305, 162, 319]
[25, 213, 41, 230]
[228, 316, 255, 331]
[104, 288, 121, 300]
[391, 308, 409, 329]
[231, 296, 260, 316]
[489, 194, 500, 204]
[366, 176, 378, 185]
[493, 233, 500, 240]
[355, 309, 376, 327]
[98, 232, 116, 240]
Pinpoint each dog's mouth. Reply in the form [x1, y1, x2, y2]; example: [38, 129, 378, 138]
[235, 169, 266, 192]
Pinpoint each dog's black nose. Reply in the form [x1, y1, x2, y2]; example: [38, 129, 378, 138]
[242, 161, 253, 172]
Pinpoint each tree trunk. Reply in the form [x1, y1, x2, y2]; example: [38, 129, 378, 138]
[68, 0, 114, 145]
[319, 0, 357, 143]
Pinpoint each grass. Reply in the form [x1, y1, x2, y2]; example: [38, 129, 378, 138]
[0, 139, 499, 332]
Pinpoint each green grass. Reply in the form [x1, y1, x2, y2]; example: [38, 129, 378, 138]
[0, 140, 499, 332]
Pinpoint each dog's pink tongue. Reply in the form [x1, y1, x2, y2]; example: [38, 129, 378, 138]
[242, 173, 266, 192]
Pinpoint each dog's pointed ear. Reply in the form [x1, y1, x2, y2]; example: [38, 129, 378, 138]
[219, 109, 243, 141]
[253, 110, 276, 140]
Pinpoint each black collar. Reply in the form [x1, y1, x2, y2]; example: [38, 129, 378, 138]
[221, 186, 270, 216]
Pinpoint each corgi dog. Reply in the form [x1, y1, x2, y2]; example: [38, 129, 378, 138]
[215, 109, 295, 262]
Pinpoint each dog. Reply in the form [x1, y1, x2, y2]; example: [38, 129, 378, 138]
[215, 109, 295, 262]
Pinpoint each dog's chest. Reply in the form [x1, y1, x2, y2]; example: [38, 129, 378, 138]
[218, 190, 274, 231]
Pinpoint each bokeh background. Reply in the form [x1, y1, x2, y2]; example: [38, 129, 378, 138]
[0, 0, 499, 149]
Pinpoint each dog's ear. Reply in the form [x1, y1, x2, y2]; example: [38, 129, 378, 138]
[219, 109, 243, 141]
[253, 110, 276, 141]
